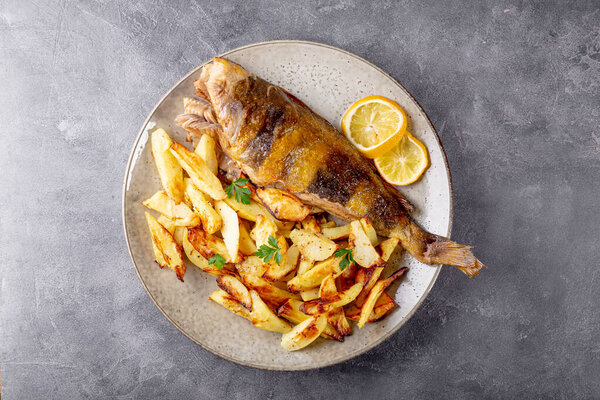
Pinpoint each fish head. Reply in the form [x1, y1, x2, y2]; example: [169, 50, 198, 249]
[196, 58, 251, 150]
[195, 58, 301, 186]
[198, 58, 249, 119]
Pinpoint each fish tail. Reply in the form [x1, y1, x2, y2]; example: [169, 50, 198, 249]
[391, 223, 486, 278]
[423, 235, 485, 278]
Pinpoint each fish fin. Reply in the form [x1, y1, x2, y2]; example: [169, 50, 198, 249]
[175, 114, 220, 134]
[399, 196, 415, 213]
[279, 87, 311, 110]
[423, 236, 485, 278]
[183, 97, 218, 124]
[174, 114, 221, 145]
[381, 180, 415, 213]
[193, 78, 210, 100]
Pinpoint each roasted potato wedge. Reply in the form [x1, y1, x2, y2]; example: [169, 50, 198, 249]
[276, 299, 343, 341]
[143, 190, 199, 227]
[297, 257, 315, 275]
[301, 216, 321, 234]
[151, 128, 185, 203]
[256, 188, 310, 222]
[224, 197, 263, 221]
[251, 215, 290, 279]
[249, 290, 292, 333]
[369, 291, 396, 321]
[327, 307, 351, 336]
[358, 267, 408, 328]
[236, 255, 268, 277]
[345, 292, 395, 322]
[215, 200, 240, 261]
[355, 267, 385, 308]
[182, 230, 224, 277]
[321, 224, 351, 240]
[187, 226, 241, 263]
[278, 223, 295, 239]
[319, 221, 336, 229]
[217, 274, 252, 310]
[289, 229, 336, 261]
[173, 226, 186, 246]
[339, 262, 357, 291]
[344, 303, 360, 321]
[184, 179, 222, 234]
[147, 215, 167, 267]
[318, 273, 338, 301]
[279, 219, 296, 232]
[209, 289, 251, 320]
[287, 257, 343, 292]
[263, 244, 299, 281]
[349, 220, 385, 268]
[360, 218, 379, 246]
[281, 314, 327, 351]
[170, 142, 226, 200]
[354, 266, 375, 287]
[238, 271, 300, 307]
[308, 205, 324, 214]
[263, 234, 289, 273]
[275, 300, 307, 324]
[223, 197, 284, 228]
[251, 214, 278, 247]
[300, 288, 320, 301]
[145, 212, 186, 281]
[157, 215, 176, 235]
[194, 134, 218, 175]
[379, 237, 401, 262]
[300, 283, 362, 314]
[238, 220, 257, 256]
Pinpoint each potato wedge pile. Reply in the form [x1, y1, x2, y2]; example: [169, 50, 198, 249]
[143, 127, 409, 351]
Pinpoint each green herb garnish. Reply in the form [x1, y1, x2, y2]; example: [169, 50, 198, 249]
[225, 177, 251, 205]
[208, 254, 226, 270]
[255, 235, 282, 265]
[334, 248, 355, 271]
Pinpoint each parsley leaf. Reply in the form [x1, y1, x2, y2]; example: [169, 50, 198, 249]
[208, 254, 226, 270]
[268, 235, 278, 248]
[334, 248, 355, 271]
[255, 235, 282, 265]
[225, 177, 251, 205]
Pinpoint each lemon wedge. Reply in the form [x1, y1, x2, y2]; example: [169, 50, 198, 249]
[341, 95, 407, 158]
[373, 132, 429, 186]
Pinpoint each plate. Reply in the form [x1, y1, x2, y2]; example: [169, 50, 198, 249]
[122, 40, 452, 370]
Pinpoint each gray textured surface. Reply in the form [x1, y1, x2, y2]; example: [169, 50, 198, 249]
[1, 0, 599, 398]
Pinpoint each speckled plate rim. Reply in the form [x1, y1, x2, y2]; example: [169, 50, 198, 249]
[122, 40, 453, 371]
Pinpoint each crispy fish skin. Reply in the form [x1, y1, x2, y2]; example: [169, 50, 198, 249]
[197, 57, 485, 277]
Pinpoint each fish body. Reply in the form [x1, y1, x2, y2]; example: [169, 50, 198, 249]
[195, 57, 484, 277]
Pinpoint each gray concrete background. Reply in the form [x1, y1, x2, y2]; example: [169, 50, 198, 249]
[1, 0, 599, 398]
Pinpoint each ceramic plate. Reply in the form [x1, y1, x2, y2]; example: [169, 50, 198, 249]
[123, 40, 452, 370]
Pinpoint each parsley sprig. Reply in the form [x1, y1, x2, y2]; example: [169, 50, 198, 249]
[208, 254, 226, 270]
[255, 235, 282, 265]
[225, 177, 251, 205]
[334, 248, 355, 271]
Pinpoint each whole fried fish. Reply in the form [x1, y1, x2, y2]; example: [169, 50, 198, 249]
[194, 57, 485, 277]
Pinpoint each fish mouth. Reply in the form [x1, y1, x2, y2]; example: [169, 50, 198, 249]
[199, 57, 250, 106]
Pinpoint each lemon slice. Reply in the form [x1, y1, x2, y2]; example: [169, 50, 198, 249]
[342, 95, 407, 158]
[373, 132, 429, 186]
